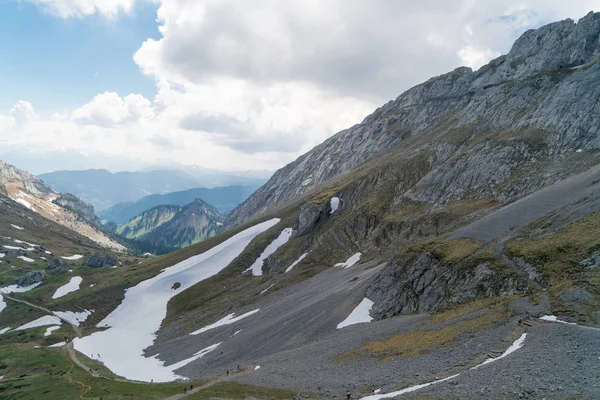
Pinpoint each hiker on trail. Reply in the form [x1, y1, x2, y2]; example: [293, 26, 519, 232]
[184, 388, 187, 394]
[227, 370, 229, 376]
[237, 364, 241, 371]
[346, 391, 351, 399]
[190, 384, 193, 390]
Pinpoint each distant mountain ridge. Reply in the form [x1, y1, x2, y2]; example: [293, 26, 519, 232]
[116, 199, 224, 250]
[38, 168, 269, 212]
[99, 185, 260, 225]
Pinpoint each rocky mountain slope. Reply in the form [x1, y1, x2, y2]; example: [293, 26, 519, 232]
[99, 185, 259, 225]
[116, 199, 225, 249]
[0, 161, 124, 250]
[227, 11, 600, 229]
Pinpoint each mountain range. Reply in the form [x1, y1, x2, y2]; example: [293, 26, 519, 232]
[38, 168, 268, 212]
[99, 185, 259, 225]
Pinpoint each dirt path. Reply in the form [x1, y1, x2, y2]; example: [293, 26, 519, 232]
[164, 368, 253, 400]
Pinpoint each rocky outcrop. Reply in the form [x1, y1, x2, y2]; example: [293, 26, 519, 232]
[15, 270, 46, 287]
[87, 252, 118, 268]
[297, 202, 330, 236]
[47, 258, 70, 274]
[53, 193, 102, 226]
[227, 12, 600, 228]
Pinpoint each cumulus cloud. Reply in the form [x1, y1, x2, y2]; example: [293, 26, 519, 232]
[71, 92, 154, 127]
[9, 100, 36, 126]
[21, 0, 136, 18]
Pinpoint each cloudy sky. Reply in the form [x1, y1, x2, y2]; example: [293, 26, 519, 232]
[0, 1, 597, 174]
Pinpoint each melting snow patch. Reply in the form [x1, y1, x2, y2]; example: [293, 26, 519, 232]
[539, 315, 576, 325]
[52, 277, 83, 299]
[16, 316, 62, 331]
[247, 228, 293, 276]
[335, 253, 362, 269]
[260, 284, 275, 294]
[45, 251, 52, 255]
[232, 330, 242, 337]
[53, 310, 93, 327]
[471, 333, 527, 369]
[3, 245, 22, 250]
[285, 253, 308, 273]
[17, 256, 34, 263]
[10, 224, 24, 230]
[361, 374, 460, 400]
[0, 254, 4, 259]
[337, 298, 374, 329]
[0, 282, 42, 294]
[62, 254, 83, 261]
[0, 327, 10, 335]
[72, 218, 280, 383]
[330, 197, 340, 214]
[0, 296, 5, 313]
[164, 343, 221, 372]
[48, 341, 67, 348]
[191, 309, 260, 335]
[254, 365, 261, 371]
[44, 326, 61, 337]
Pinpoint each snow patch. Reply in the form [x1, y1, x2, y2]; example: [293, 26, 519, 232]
[0, 296, 5, 313]
[48, 341, 67, 348]
[17, 256, 34, 263]
[164, 343, 221, 372]
[45, 251, 52, 255]
[3, 245, 22, 250]
[15, 198, 32, 209]
[254, 365, 261, 371]
[335, 253, 362, 269]
[16, 316, 62, 331]
[44, 326, 61, 337]
[0, 282, 42, 294]
[330, 197, 340, 214]
[10, 224, 24, 230]
[361, 374, 460, 400]
[52, 277, 83, 299]
[232, 330, 242, 337]
[62, 254, 84, 261]
[539, 315, 577, 325]
[53, 310, 93, 327]
[246, 228, 293, 276]
[191, 309, 260, 335]
[260, 284, 275, 294]
[0, 327, 11, 335]
[72, 218, 280, 383]
[285, 253, 308, 273]
[337, 298, 374, 329]
[471, 333, 527, 369]
[0, 254, 4, 259]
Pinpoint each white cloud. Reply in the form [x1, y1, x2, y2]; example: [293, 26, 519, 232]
[71, 92, 154, 127]
[9, 101, 36, 126]
[458, 46, 501, 70]
[21, 0, 136, 18]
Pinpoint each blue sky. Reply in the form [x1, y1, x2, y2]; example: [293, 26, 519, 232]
[0, 1, 159, 114]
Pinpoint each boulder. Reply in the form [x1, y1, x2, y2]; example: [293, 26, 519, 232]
[297, 202, 330, 236]
[87, 252, 118, 268]
[15, 270, 46, 287]
[47, 258, 70, 275]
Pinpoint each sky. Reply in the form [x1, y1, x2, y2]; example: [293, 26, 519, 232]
[0, 1, 597, 174]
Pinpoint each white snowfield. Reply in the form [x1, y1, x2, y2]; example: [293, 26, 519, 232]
[3, 245, 23, 250]
[53, 310, 93, 327]
[52, 277, 83, 299]
[0, 253, 4, 259]
[162, 343, 222, 372]
[362, 333, 528, 400]
[0, 296, 5, 313]
[337, 298, 374, 329]
[15, 315, 62, 331]
[330, 197, 340, 214]
[0, 282, 42, 294]
[335, 253, 362, 269]
[10, 224, 24, 230]
[48, 341, 67, 348]
[0, 327, 11, 335]
[247, 227, 293, 276]
[285, 253, 308, 273]
[44, 326, 61, 337]
[191, 309, 260, 335]
[73, 218, 281, 383]
[17, 256, 34, 263]
[62, 254, 84, 261]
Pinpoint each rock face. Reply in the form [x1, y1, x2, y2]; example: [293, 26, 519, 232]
[47, 258, 70, 274]
[297, 202, 330, 236]
[226, 12, 600, 228]
[15, 270, 46, 287]
[87, 252, 118, 268]
[53, 193, 102, 227]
